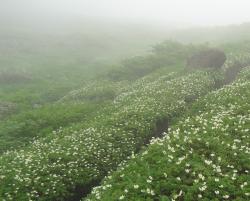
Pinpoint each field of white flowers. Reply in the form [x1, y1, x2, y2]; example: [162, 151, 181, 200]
[0, 70, 219, 201]
[85, 67, 250, 201]
[1, 39, 250, 201]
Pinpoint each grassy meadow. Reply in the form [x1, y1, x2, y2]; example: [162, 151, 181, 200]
[0, 22, 250, 201]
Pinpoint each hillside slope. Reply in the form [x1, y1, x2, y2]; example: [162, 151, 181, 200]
[0, 69, 219, 201]
[0, 38, 249, 201]
[85, 67, 250, 201]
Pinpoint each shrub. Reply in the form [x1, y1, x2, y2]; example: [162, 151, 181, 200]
[223, 53, 250, 84]
[186, 48, 226, 70]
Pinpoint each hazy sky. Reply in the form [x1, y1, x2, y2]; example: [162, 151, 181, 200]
[1, 0, 250, 27]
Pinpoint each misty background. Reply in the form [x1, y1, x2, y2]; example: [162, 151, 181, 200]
[1, 0, 250, 103]
[1, 0, 250, 27]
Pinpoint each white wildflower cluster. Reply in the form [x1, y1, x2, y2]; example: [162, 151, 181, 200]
[0, 71, 216, 200]
[86, 67, 250, 201]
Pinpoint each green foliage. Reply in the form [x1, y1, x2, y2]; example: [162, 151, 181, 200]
[0, 30, 249, 201]
[0, 71, 218, 201]
[85, 67, 250, 201]
[0, 102, 17, 120]
[0, 102, 103, 153]
[59, 80, 128, 103]
[223, 53, 250, 84]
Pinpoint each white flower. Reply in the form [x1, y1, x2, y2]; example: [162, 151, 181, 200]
[119, 195, 125, 200]
[204, 160, 212, 165]
[199, 185, 207, 191]
[215, 190, 220, 195]
[198, 173, 205, 180]
[134, 185, 139, 189]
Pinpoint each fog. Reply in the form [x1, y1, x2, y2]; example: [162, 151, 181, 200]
[1, 2, 250, 200]
[1, 0, 250, 30]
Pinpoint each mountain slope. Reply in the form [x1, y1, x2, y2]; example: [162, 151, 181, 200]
[85, 67, 250, 201]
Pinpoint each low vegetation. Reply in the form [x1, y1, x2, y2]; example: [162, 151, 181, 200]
[85, 67, 250, 201]
[0, 102, 104, 153]
[186, 48, 226, 70]
[0, 29, 250, 201]
[0, 102, 16, 120]
[0, 69, 220, 201]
